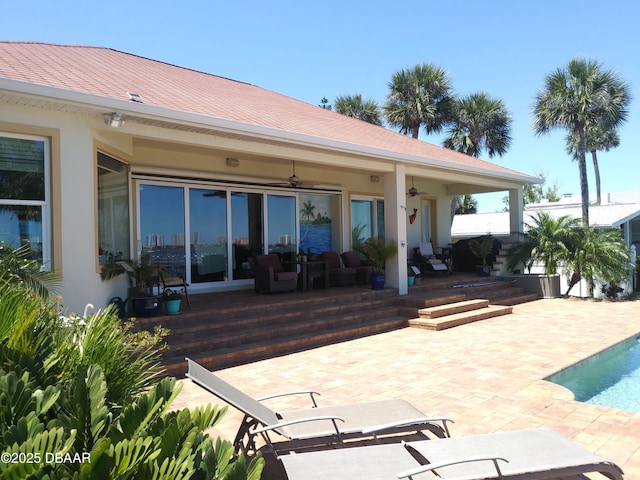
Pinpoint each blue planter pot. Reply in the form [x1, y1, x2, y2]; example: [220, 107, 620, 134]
[371, 273, 386, 290]
[477, 266, 491, 277]
[164, 299, 182, 314]
[131, 296, 161, 317]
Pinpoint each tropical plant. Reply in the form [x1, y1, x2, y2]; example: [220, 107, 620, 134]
[334, 93, 383, 125]
[469, 235, 494, 267]
[100, 254, 162, 296]
[443, 92, 513, 221]
[384, 63, 454, 139]
[0, 253, 264, 480]
[318, 97, 332, 110]
[501, 170, 560, 210]
[563, 226, 633, 297]
[354, 237, 397, 274]
[443, 92, 512, 158]
[533, 57, 630, 225]
[566, 121, 621, 206]
[162, 288, 183, 301]
[0, 243, 60, 297]
[507, 212, 580, 275]
[455, 194, 478, 215]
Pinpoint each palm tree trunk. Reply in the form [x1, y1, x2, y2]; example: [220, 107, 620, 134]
[565, 271, 581, 296]
[590, 149, 602, 205]
[411, 120, 420, 139]
[577, 130, 590, 227]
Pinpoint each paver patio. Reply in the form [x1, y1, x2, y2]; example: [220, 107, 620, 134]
[173, 298, 640, 479]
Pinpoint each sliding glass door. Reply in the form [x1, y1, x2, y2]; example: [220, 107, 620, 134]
[267, 194, 296, 261]
[137, 180, 338, 288]
[190, 188, 228, 283]
[139, 184, 186, 278]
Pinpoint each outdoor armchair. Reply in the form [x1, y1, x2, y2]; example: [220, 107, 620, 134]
[322, 251, 357, 286]
[341, 250, 373, 284]
[248, 254, 297, 294]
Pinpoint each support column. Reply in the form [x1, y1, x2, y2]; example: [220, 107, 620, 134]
[508, 187, 524, 242]
[384, 165, 407, 295]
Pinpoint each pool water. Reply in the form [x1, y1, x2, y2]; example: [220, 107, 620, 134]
[546, 336, 640, 412]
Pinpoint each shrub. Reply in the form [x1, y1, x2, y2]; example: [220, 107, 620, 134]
[0, 248, 264, 480]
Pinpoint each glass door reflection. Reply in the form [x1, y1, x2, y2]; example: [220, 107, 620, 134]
[267, 194, 296, 262]
[231, 192, 263, 280]
[190, 189, 228, 283]
[139, 184, 186, 279]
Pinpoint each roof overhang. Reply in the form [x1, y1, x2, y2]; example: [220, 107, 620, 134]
[0, 77, 539, 186]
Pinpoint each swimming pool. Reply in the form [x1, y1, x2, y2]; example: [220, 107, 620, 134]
[546, 335, 640, 412]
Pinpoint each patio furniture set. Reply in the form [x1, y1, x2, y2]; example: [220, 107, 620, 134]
[186, 358, 625, 480]
[249, 251, 373, 294]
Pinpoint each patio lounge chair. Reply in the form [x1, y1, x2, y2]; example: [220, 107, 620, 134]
[416, 242, 449, 275]
[185, 358, 453, 456]
[279, 428, 624, 480]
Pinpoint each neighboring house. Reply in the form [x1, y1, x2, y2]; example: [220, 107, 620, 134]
[0, 42, 537, 311]
[452, 192, 640, 296]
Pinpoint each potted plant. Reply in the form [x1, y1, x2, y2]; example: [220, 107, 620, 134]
[469, 235, 494, 277]
[100, 255, 162, 317]
[507, 212, 578, 298]
[162, 288, 182, 314]
[355, 237, 397, 290]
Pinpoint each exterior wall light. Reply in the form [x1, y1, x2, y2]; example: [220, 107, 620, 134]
[104, 112, 124, 128]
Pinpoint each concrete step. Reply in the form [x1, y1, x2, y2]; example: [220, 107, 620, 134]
[491, 292, 539, 306]
[408, 305, 513, 331]
[162, 315, 407, 376]
[418, 299, 490, 319]
[165, 305, 401, 356]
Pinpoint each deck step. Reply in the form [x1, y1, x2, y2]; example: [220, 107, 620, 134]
[409, 305, 513, 331]
[161, 315, 407, 377]
[491, 292, 539, 306]
[418, 299, 489, 319]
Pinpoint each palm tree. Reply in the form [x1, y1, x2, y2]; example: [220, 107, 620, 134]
[444, 92, 512, 220]
[507, 212, 581, 276]
[566, 122, 620, 205]
[533, 58, 630, 226]
[299, 200, 316, 243]
[444, 92, 513, 157]
[334, 94, 383, 126]
[563, 226, 632, 296]
[384, 63, 454, 139]
[455, 194, 478, 214]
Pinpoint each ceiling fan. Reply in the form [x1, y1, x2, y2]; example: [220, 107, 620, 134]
[407, 176, 429, 197]
[268, 161, 310, 188]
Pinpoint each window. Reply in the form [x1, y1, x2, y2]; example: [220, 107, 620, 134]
[0, 134, 49, 264]
[351, 197, 384, 246]
[98, 152, 130, 263]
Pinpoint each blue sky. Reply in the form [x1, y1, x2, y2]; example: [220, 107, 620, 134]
[3, 0, 638, 212]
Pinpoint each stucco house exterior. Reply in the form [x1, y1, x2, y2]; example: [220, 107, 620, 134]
[0, 41, 537, 312]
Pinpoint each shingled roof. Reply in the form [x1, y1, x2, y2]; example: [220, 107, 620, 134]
[0, 41, 533, 180]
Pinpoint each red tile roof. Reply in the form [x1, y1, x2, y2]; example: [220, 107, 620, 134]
[0, 41, 531, 179]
